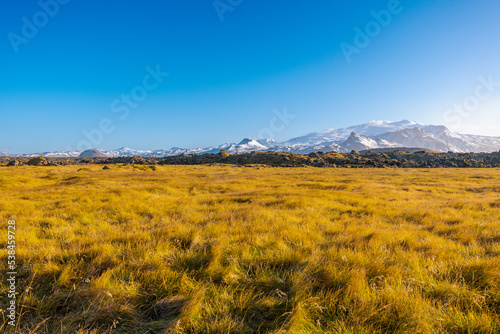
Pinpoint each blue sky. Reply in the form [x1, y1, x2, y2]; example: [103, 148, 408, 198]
[1, 0, 500, 153]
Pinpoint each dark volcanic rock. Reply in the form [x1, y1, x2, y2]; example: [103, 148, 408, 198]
[360, 147, 439, 154]
[27, 157, 48, 166]
[3, 151, 500, 168]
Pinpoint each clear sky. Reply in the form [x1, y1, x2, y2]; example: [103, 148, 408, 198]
[1, 0, 500, 153]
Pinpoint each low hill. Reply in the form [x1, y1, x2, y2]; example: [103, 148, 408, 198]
[79, 149, 108, 157]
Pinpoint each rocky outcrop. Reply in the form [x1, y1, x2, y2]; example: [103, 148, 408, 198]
[27, 157, 48, 166]
[3, 151, 500, 168]
[218, 149, 230, 158]
[158, 151, 500, 168]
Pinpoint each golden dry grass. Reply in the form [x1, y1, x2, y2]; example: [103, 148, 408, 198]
[0, 165, 499, 333]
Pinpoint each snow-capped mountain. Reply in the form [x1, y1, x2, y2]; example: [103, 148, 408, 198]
[282, 120, 500, 153]
[375, 128, 460, 152]
[23, 150, 82, 158]
[8, 120, 500, 157]
[340, 132, 398, 152]
[106, 147, 152, 157]
[256, 139, 277, 146]
[225, 139, 268, 154]
[419, 125, 500, 153]
[284, 120, 422, 146]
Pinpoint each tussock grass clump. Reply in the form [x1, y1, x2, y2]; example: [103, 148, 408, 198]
[0, 166, 499, 333]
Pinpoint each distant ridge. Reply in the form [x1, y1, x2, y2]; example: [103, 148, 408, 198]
[12, 120, 500, 157]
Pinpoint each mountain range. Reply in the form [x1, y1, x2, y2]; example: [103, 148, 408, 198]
[4, 120, 500, 157]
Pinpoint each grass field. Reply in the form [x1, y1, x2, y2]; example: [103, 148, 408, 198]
[1, 165, 499, 333]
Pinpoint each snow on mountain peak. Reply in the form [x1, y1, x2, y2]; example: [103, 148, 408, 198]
[340, 132, 381, 151]
[225, 138, 268, 153]
[256, 138, 276, 146]
[10, 120, 500, 157]
[238, 138, 258, 145]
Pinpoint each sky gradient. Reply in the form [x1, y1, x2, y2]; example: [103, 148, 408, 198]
[1, 0, 500, 153]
